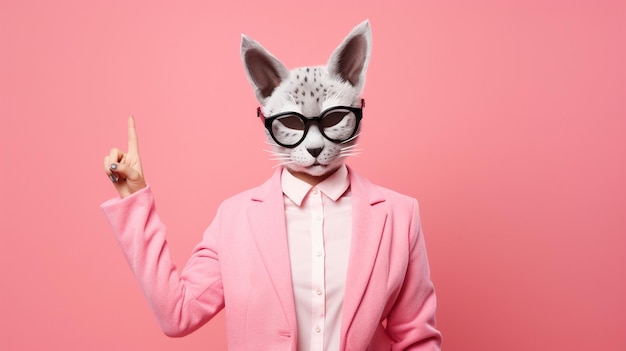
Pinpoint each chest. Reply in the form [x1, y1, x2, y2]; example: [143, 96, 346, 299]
[284, 192, 352, 293]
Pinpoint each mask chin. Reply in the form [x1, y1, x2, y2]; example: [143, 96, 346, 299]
[288, 160, 342, 178]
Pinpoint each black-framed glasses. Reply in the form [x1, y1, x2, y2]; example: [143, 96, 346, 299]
[257, 99, 364, 148]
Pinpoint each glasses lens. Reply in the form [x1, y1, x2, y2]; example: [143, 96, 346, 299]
[271, 115, 306, 146]
[320, 109, 358, 141]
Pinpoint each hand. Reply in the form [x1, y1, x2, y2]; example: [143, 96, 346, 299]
[104, 116, 147, 198]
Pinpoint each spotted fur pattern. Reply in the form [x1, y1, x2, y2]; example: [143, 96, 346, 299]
[241, 21, 371, 177]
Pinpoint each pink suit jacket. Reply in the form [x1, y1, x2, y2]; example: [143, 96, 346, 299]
[102, 167, 441, 350]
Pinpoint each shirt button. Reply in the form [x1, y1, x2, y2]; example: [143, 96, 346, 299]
[315, 288, 322, 295]
[315, 214, 322, 221]
[315, 326, 321, 333]
[316, 250, 323, 257]
[312, 189, 319, 195]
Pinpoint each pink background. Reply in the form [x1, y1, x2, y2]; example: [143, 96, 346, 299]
[1, 0, 625, 350]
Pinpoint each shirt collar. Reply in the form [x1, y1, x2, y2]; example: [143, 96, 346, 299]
[281, 164, 350, 206]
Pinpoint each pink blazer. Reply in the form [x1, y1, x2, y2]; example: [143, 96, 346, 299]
[102, 167, 441, 350]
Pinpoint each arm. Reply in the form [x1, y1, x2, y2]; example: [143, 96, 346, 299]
[386, 198, 442, 350]
[101, 117, 223, 336]
[101, 186, 225, 337]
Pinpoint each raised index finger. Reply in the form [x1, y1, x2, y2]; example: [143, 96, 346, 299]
[127, 115, 139, 153]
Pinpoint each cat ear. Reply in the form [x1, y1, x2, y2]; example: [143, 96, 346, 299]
[241, 35, 290, 104]
[327, 20, 372, 92]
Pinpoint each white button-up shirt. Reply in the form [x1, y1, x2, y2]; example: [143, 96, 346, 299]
[281, 165, 352, 351]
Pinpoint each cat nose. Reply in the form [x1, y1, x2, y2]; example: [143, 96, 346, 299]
[307, 147, 323, 157]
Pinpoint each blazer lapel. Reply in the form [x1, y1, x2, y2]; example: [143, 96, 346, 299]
[340, 169, 387, 348]
[247, 169, 298, 337]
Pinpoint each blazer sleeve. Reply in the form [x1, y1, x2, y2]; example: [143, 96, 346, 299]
[101, 186, 225, 337]
[386, 198, 442, 350]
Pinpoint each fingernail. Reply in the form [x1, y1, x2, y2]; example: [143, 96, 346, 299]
[110, 163, 117, 171]
[109, 174, 119, 183]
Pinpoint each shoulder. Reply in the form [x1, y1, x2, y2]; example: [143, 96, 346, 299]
[349, 169, 423, 241]
[349, 168, 418, 209]
[218, 169, 282, 209]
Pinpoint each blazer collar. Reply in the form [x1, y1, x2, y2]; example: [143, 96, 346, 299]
[247, 168, 298, 339]
[340, 167, 388, 348]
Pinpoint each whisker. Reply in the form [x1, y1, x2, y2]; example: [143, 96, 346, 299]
[262, 149, 290, 156]
[269, 157, 292, 161]
[340, 150, 363, 156]
[273, 160, 295, 168]
[340, 144, 360, 150]
[340, 145, 363, 152]
[264, 139, 284, 146]
[339, 153, 362, 158]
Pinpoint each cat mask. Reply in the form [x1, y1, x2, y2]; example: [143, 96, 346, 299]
[241, 20, 372, 178]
